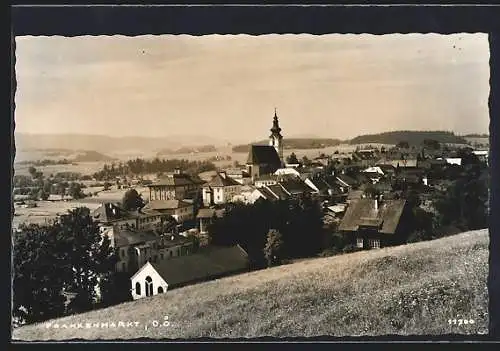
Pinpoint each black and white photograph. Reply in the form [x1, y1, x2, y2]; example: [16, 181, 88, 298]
[11, 32, 491, 340]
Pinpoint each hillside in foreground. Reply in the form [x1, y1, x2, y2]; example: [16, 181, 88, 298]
[12, 229, 489, 340]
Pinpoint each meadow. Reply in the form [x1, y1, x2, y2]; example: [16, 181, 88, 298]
[12, 229, 489, 340]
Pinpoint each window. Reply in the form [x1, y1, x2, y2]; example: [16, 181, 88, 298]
[356, 238, 364, 248]
[122, 262, 126, 271]
[160, 253, 164, 260]
[170, 251, 173, 257]
[369, 239, 380, 249]
[135, 282, 141, 295]
[157, 286, 164, 294]
[145, 276, 153, 297]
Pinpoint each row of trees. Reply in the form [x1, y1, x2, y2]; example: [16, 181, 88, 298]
[13, 208, 117, 325]
[93, 158, 217, 180]
[14, 167, 87, 201]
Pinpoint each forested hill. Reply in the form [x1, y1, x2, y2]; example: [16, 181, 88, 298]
[232, 138, 342, 153]
[348, 131, 468, 146]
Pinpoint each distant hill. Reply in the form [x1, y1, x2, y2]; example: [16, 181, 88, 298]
[232, 138, 342, 153]
[72, 150, 117, 162]
[14, 133, 224, 154]
[156, 145, 217, 156]
[349, 131, 468, 146]
[462, 133, 489, 138]
[13, 229, 488, 340]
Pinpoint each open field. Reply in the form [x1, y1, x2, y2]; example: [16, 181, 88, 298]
[464, 137, 489, 147]
[12, 186, 150, 229]
[12, 229, 489, 340]
[12, 201, 102, 229]
[13, 143, 395, 177]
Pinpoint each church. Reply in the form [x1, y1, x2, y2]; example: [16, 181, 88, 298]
[246, 109, 284, 181]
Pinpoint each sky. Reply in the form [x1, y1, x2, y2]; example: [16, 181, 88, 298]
[14, 34, 490, 144]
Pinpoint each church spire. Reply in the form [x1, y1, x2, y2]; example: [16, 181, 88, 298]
[270, 108, 282, 135]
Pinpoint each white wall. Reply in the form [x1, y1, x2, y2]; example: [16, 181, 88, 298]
[131, 263, 168, 300]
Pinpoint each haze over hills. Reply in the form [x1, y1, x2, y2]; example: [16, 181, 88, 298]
[13, 133, 227, 154]
[13, 130, 481, 159]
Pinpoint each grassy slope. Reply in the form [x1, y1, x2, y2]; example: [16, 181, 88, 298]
[12, 229, 489, 340]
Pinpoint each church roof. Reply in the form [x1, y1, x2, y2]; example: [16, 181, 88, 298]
[246, 145, 282, 165]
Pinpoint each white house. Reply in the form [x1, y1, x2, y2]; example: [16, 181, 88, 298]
[202, 172, 242, 206]
[362, 166, 384, 175]
[231, 185, 257, 204]
[253, 174, 278, 188]
[445, 158, 462, 166]
[143, 199, 194, 223]
[131, 262, 169, 300]
[131, 245, 249, 300]
[274, 167, 301, 177]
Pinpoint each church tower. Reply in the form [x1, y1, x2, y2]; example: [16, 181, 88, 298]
[269, 108, 284, 165]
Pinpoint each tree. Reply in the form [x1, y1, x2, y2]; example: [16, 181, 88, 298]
[286, 152, 299, 165]
[13, 224, 67, 324]
[263, 229, 284, 267]
[122, 188, 145, 211]
[423, 139, 441, 150]
[68, 182, 85, 199]
[302, 155, 312, 167]
[37, 189, 49, 201]
[57, 207, 116, 314]
[28, 166, 37, 178]
[396, 141, 410, 149]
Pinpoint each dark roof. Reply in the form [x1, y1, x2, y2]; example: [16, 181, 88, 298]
[148, 173, 202, 187]
[347, 190, 364, 201]
[246, 145, 281, 165]
[196, 208, 225, 219]
[257, 186, 279, 201]
[338, 198, 406, 235]
[149, 245, 249, 288]
[92, 203, 128, 223]
[206, 172, 241, 187]
[267, 184, 291, 200]
[144, 199, 192, 211]
[113, 229, 159, 247]
[279, 178, 314, 195]
[254, 174, 278, 182]
[336, 174, 358, 187]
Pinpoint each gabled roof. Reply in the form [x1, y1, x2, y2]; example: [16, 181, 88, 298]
[246, 145, 281, 165]
[256, 186, 279, 201]
[267, 184, 291, 200]
[339, 198, 407, 235]
[148, 173, 203, 187]
[279, 178, 314, 195]
[206, 173, 241, 187]
[113, 229, 159, 247]
[149, 245, 249, 288]
[144, 199, 192, 211]
[92, 202, 127, 223]
[336, 174, 358, 187]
